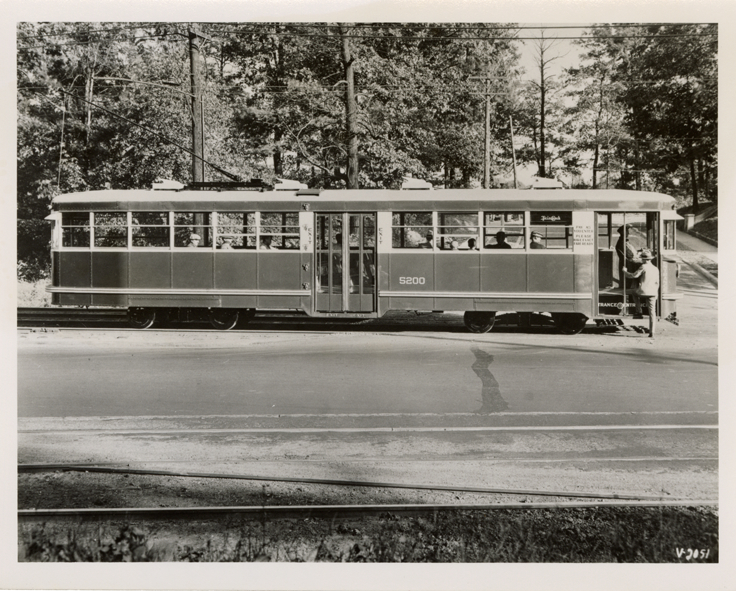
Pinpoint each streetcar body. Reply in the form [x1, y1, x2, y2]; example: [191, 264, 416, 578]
[47, 187, 681, 332]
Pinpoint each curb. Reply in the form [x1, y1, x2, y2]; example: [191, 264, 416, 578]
[687, 230, 718, 248]
[677, 257, 718, 288]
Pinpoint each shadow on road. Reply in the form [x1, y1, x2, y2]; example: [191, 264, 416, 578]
[470, 346, 509, 414]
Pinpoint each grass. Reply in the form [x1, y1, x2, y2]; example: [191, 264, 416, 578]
[18, 506, 718, 563]
[691, 216, 718, 243]
[17, 279, 52, 307]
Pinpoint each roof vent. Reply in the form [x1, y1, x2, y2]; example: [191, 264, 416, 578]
[274, 178, 309, 191]
[152, 179, 185, 191]
[528, 177, 565, 190]
[401, 177, 433, 190]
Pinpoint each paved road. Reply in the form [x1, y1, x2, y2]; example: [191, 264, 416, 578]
[17, 260, 718, 499]
[18, 330, 716, 418]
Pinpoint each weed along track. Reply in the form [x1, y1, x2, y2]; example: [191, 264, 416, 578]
[18, 464, 718, 562]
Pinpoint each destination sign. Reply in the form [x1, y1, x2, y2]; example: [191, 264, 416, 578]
[530, 212, 572, 225]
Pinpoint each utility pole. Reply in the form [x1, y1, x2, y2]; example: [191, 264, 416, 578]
[470, 71, 507, 189]
[188, 27, 208, 183]
[338, 24, 359, 189]
[484, 79, 491, 189]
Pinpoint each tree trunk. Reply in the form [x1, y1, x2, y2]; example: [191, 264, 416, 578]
[689, 150, 699, 214]
[592, 143, 599, 189]
[339, 24, 359, 189]
[697, 158, 706, 202]
[539, 79, 546, 178]
[85, 73, 94, 145]
[273, 129, 283, 177]
[634, 142, 641, 191]
[462, 167, 472, 188]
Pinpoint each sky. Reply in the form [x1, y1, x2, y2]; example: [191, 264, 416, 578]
[516, 25, 587, 82]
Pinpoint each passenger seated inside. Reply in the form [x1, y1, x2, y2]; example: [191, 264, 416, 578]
[420, 232, 434, 248]
[260, 235, 278, 250]
[187, 234, 201, 248]
[530, 231, 545, 249]
[450, 240, 459, 250]
[467, 238, 478, 250]
[489, 231, 512, 249]
[220, 236, 234, 249]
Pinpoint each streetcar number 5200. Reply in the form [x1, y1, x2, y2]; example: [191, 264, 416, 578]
[399, 276, 426, 285]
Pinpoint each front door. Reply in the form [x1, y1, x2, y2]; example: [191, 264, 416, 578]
[596, 212, 660, 317]
[315, 213, 376, 313]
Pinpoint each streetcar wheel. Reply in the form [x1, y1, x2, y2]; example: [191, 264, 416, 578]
[127, 307, 156, 329]
[552, 313, 588, 335]
[208, 308, 239, 330]
[237, 308, 257, 327]
[463, 311, 496, 333]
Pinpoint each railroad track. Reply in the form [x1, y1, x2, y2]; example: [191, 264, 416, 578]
[19, 499, 718, 523]
[16, 307, 379, 331]
[17, 307, 629, 333]
[18, 463, 717, 522]
[18, 306, 126, 324]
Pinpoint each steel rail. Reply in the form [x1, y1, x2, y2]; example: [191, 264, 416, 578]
[18, 499, 718, 522]
[18, 464, 684, 501]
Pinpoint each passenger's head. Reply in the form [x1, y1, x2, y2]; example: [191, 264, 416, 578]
[467, 238, 476, 248]
[426, 232, 433, 242]
[639, 248, 654, 261]
[450, 240, 459, 250]
[495, 231, 507, 243]
[530, 231, 543, 241]
[189, 234, 201, 245]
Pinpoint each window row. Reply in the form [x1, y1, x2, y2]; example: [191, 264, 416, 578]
[391, 212, 574, 250]
[60, 212, 300, 249]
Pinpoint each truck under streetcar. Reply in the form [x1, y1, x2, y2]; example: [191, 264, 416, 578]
[46, 186, 682, 334]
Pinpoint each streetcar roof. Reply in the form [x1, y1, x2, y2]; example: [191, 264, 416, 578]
[51, 188, 677, 212]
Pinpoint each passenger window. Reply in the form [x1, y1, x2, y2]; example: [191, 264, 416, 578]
[173, 212, 212, 248]
[61, 212, 90, 248]
[663, 220, 676, 250]
[392, 212, 433, 249]
[598, 213, 614, 249]
[438, 213, 479, 250]
[217, 212, 256, 249]
[131, 212, 171, 248]
[93, 213, 127, 247]
[529, 212, 573, 249]
[260, 212, 300, 250]
[484, 212, 524, 249]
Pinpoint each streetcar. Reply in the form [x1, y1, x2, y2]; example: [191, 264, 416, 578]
[45, 182, 682, 334]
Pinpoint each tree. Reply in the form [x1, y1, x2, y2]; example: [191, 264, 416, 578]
[570, 24, 717, 205]
[523, 31, 568, 179]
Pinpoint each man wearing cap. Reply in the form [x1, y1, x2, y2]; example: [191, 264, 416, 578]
[420, 232, 435, 249]
[623, 248, 660, 338]
[490, 230, 512, 249]
[220, 236, 234, 249]
[187, 234, 201, 248]
[530, 231, 545, 249]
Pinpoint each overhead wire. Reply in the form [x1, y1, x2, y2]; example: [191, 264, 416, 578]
[17, 22, 717, 50]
